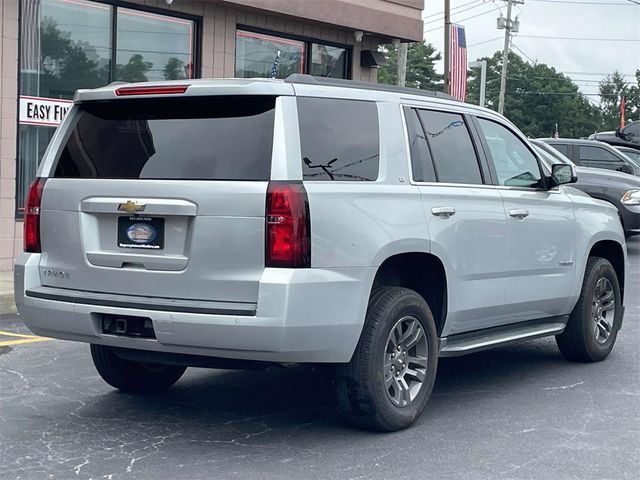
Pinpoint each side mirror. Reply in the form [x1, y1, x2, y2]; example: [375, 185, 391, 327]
[551, 164, 577, 186]
[617, 163, 633, 175]
[615, 127, 622, 138]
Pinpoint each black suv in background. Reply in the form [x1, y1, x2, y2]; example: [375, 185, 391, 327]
[590, 121, 640, 151]
[540, 138, 640, 176]
[532, 140, 640, 238]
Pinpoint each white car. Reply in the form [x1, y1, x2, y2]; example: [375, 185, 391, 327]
[15, 75, 627, 431]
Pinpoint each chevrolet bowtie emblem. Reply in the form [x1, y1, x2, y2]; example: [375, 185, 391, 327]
[118, 201, 146, 213]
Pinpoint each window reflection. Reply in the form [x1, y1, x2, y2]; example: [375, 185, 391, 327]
[235, 30, 305, 79]
[116, 8, 194, 82]
[310, 44, 347, 78]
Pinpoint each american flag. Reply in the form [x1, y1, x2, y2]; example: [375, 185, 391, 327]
[449, 24, 467, 101]
[270, 50, 281, 79]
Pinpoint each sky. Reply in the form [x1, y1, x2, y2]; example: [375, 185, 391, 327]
[422, 0, 640, 105]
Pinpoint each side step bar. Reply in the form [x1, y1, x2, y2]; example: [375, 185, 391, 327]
[439, 316, 568, 357]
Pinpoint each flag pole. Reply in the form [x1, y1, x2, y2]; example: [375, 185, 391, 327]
[444, 0, 451, 94]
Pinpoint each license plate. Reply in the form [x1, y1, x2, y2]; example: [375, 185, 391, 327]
[117, 216, 164, 250]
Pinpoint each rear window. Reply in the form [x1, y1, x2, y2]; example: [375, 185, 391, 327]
[54, 96, 276, 180]
[298, 97, 379, 181]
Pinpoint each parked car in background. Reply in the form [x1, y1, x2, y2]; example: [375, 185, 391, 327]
[616, 146, 640, 167]
[532, 140, 640, 238]
[540, 138, 640, 176]
[589, 121, 640, 151]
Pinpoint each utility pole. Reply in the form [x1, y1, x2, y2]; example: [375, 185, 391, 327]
[497, 0, 522, 115]
[443, 0, 451, 94]
[396, 42, 408, 87]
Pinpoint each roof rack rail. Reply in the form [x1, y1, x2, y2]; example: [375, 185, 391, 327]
[284, 74, 455, 101]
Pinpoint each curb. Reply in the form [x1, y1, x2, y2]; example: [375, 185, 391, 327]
[0, 294, 17, 316]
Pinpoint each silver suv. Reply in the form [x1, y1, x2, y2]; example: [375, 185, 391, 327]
[15, 76, 627, 431]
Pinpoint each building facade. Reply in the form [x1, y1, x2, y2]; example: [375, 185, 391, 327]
[0, 0, 424, 271]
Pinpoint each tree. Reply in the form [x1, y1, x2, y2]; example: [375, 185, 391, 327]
[599, 70, 640, 129]
[467, 51, 601, 138]
[116, 54, 152, 83]
[38, 17, 107, 96]
[163, 57, 187, 80]
[378, 41, 442, 90]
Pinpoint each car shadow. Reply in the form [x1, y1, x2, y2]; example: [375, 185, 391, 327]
[76, 337, 576, 438]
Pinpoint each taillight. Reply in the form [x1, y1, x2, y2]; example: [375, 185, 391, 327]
[114, 85, 189, 96]
[24, 178, 46, 253]
[266, 182, 310, 268]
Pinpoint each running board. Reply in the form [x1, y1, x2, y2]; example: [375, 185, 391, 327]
[439, 316, 568, 357]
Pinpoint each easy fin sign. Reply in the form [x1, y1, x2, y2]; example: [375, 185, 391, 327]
[19, 96, 73, 127]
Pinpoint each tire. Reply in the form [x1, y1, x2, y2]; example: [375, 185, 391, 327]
[90, 344, 187, 393]
[335, 287, 438, 431]
[556, 257, 623, 362]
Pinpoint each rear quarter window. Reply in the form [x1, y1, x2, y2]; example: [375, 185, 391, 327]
[54, 96, 276, 181]
[297, 97, 379, 181]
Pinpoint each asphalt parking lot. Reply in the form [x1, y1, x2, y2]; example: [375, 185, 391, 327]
[1, 238, 638, 480]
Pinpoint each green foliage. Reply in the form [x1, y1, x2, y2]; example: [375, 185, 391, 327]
[599, 70, 640, 129]
[116, 54, 153, 83]
[378, 41, 442, 90]
[467, 51, 602, 138]
[163, 58, 187, 80]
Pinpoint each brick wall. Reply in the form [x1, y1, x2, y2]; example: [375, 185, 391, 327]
[0, 0, 384, 271]
[0, 0, 18, 272]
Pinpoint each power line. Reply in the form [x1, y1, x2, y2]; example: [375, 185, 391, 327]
[423, 0, 483, 19]
[528, 0, 637, 5]
[424, 5, 502, 33]
[468, 36, 503, 47]
[626, 0, 640, 5]
[517, 34, 640, 41]
[424, 1, 490, 25]
[512, 43, 536, 63]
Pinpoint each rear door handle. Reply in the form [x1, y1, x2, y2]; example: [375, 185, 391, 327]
[509, 208, 529, 219]
[432, 207, 456, 218]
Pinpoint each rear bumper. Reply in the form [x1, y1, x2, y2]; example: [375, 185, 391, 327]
[14, 253, 374, 363]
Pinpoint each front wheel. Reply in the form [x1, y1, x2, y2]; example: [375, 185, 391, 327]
[556, 257, 623, 362]
[90, 345, 187, 393]
[335, 287, 438, 431]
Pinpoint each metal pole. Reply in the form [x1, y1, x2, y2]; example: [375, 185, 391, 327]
[444, 0, 451, 94]
[498, 0, 513, 115]
[479, 60, 487, 107]
[469, 60, 488, 107]
[396, 42, 408, 87]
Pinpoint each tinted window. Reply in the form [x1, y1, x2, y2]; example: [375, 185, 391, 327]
[298, 98, 379, 181]
[580, 145, 622, 163]
[54, 96, 275, 180]
[478, 118, 543, 188]
[404, 107, 436, 182]
[622, 122, 639, 138]
[549, 143, 570, 157]
[417, 110, 482, 184]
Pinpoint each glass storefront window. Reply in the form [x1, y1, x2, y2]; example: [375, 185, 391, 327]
[36, 0, 111, 98]
[17, 0, 197, 216]
[116, 8, 194, 82]
[310, 44, 347, 79]
[235, 30, 305, 79]
[235, 29, 350, 80]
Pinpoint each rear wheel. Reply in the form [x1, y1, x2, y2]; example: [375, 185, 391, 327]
[556, 257, 622, 362]
[90, 344, 187, 393]
[335, 287, 438, 431]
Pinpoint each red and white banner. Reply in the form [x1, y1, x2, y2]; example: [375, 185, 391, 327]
[449, 24, 468, 102]
[19, 96, 73, 127]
